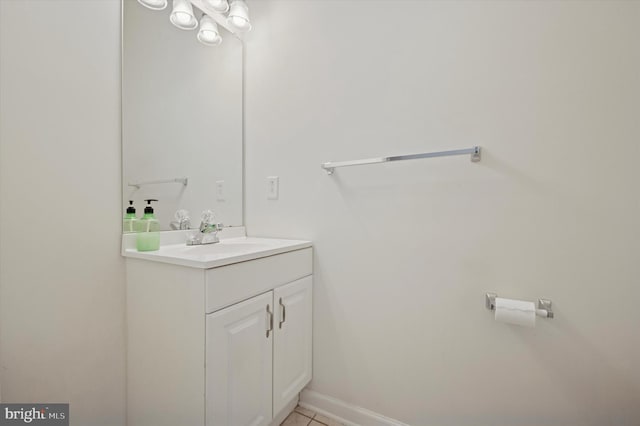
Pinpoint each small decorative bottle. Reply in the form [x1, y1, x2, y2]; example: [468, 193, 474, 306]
[123, 200, 139, 234]
[136, 199, 160, 251]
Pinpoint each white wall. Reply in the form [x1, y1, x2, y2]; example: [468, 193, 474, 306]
[245, 1, 640, 425]
[0, 1, 125, 425]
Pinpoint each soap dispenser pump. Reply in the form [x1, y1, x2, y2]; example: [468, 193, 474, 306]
[123, 200, 139, 234]
[136, 199, 160, 251]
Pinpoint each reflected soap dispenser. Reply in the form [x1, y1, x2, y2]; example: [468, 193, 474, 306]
[136, 199, 160, 251]
[123, 200, 139, 234]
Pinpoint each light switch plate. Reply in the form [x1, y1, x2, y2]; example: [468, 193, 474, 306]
[267, 176, 279, 200]
[215, 180, 225, 201]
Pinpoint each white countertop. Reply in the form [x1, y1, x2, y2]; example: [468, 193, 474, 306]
[122, 234, 312, 269]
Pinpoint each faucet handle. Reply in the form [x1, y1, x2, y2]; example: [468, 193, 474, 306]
[201, 209, 215, 221]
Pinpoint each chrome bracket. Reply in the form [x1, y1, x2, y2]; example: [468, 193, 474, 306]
[538, 299, 554, 318]
[486, 292, 497, 311]
[471, 146, 481, 162]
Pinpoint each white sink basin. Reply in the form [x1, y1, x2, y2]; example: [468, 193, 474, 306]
[122, 236, 312, 269]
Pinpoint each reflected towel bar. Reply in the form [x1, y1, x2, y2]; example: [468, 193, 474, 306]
[321, 146, 481, 175]
[128, 177, 189, 189]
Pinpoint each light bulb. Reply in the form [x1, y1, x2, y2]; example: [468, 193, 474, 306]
[174, 11, 192, 26]
[198, 15, 222, 46]
[170, 0, 198, 30]
[137, 0, 168, 10]
[229, 16, 249, 31]
[227, 0, 251, 33]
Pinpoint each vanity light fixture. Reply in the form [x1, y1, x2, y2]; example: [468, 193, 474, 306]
[197, 15, 223, 46]
[205, 0, 229, 13]
[227, 0, 251, 33]
[137, 0, 168, 10]
[170, 0, 199, 30]
[138, 0, 249, 45]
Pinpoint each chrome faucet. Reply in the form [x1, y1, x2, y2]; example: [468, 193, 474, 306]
[186, 210, 223, 246]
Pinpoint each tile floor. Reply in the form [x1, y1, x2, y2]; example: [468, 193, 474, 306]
[280, 405, 344, 426]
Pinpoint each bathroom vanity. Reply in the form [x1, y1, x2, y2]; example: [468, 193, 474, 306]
[123, 229, 313, 426]
[120, 3, 307, 423]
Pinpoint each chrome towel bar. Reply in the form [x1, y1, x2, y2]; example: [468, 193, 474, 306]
[321, 146, 481, 175]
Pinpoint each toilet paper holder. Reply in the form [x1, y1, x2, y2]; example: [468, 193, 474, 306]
[485, 293, 554, 319]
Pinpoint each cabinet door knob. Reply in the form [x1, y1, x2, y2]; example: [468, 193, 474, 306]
[266, 304, 274, 338]
[279, 297, 286, 329]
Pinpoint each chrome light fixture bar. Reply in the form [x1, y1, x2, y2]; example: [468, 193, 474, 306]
[321, 146, 482, 175]
[190, 0, 241, 36]
[205, 0, 229, 13]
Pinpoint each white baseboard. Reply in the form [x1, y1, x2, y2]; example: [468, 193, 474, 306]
[299, 389, 409, 426]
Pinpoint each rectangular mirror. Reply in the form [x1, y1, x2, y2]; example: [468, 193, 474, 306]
[122, 0, 243, 231]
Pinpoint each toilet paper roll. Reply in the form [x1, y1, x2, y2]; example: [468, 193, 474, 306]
[494, 297, 536, 327]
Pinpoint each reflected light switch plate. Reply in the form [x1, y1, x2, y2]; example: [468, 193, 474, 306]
[216, 180, 225, 201]
[267, 176, 279, 200]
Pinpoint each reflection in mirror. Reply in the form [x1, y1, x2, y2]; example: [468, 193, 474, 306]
[122, 0, 243, 232]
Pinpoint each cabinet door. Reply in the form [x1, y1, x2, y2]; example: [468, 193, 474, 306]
[206, 292, 273, 426]
[273, 276, 313, 415]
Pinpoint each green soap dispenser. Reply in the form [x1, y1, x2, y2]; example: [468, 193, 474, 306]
[136, 199, 160, 251]
[123, 200, 139, 234]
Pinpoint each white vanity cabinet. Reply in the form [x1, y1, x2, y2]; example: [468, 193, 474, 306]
[125, 239, 312, 426]
[206, 291, 274, 426]
[206, 276, 312, 426]
[272, 278, 313, 414]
